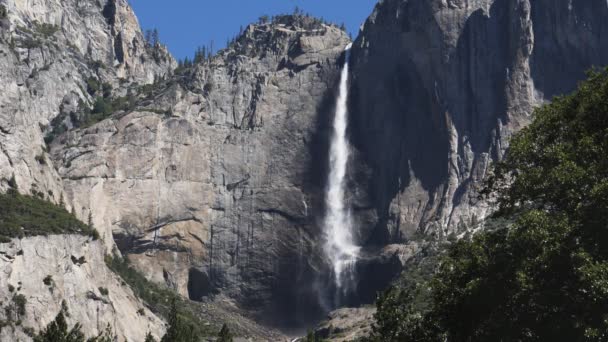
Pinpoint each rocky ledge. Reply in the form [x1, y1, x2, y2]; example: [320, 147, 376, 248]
[0, 235, 165, 341]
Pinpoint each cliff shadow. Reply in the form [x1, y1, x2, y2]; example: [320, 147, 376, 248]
[251, 50, 350, 331]
[529, 0, 608, 100]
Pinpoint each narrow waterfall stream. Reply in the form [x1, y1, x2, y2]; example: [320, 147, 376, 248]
[323, 43, 359, 298]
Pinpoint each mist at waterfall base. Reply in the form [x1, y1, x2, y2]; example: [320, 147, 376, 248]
[319, 43, 361, 309]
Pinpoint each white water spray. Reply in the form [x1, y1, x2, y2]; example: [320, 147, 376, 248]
[323, 43, 359, 293]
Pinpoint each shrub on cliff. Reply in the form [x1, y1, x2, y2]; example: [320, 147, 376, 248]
[105, 256, 215, 340]
[0, 190, 98, 242]
[160, 300, 197, 342]
[34, 304, 115, 342]
[369, 68, 608, 340]
[217, 324, 233, 342]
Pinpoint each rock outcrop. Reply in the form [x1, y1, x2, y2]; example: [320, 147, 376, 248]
[51, 15, 351, 326]
[0, 0, 174, 218]
[348, 0, 608, 245]
[3, 0, 608, 335]
[0, 235, 165, 341]
[313, 306, 375, 341]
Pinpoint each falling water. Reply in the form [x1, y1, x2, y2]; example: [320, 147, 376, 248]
[323, 43, 359, 296]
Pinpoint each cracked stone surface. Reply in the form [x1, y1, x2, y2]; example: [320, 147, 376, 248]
[51, 16, 351, 326]
[0, 235, 165, 341]
[348, 0, 608, 245]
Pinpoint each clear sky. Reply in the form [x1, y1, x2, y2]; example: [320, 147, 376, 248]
[129, 0, 378, 61]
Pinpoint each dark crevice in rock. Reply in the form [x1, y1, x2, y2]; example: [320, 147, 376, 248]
[71, 255, 86, 265]
[86, 291, 110, 304]
[146, 217, 202, 233]
[187, 267, 213, 301]
[102, 0, 117, 27]
[114, 32, 125, 64]
[256, 208, 306, 224]
[226, 174, 250, 191]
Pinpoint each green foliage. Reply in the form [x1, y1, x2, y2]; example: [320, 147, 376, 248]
[35, 153, 46, 165]
[43, 275, 53, 286]
[87, 60, 105, 72]
[370, 68, 608, 340]
[34, 310, 82, 342]
[44, 111, 69, 145]
[258, 15, 270, 24]
[0, 190, 98, 241]
[91, 96, 113, 117]
[367, 245, 444, 342]
[34, 305, 116, 342]
[217, 324, 233, 342]
[144, 28, 167, 63]
[98, 287, 109, 296]
[34, 22, 59, 38]
[302, 330, 320, 342]
[104, 256, 214, 339]
[161, 300, 197, 342]
[4, 293, 27, 323]
[86, 77, 101, 96]
[23, 327, 36, 337]
[101, 83, 112, 98]
[87, 324, 115, 342]
[12, 294, 27, 318]
[145, 332, 157, 342]
[44, 88, 138, 144]
[22, 37, 42, 49]
[0, 5, 7, 19]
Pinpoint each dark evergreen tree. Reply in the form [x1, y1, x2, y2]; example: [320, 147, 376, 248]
[258, 15, 269, 24]
[144, 332, 157, 342]
[151, 28, 159, 46]
[217, 324, 233, 342]
[160, 300, 197, 342]
[34, 310, 85, 342]
[368, 68, 608, 340]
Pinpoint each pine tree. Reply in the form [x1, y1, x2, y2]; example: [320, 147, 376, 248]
[258, 15, 269, 24]
[144, 332, 157, 342]
[160, 300, 196, 342]
[34, 309, 85, 342]
[151, 28, 160, 46]
[87, 211, 93, 230]
[217, 324, 233, 342]
[145, 29, 152, 46]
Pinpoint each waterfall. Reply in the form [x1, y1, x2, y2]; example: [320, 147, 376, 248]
[323, 43, 359, 295]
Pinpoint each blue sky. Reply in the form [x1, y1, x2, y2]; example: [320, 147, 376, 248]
[129, 0, 378, 61]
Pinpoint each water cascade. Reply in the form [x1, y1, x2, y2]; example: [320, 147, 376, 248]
[323, 43, 359, 298]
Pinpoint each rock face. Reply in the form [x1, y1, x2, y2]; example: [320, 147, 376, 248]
[3, 0, 608, 335]
[0, 0, 174, 216]
[52, 16, 351, 326]
[0, 235, 165, 341]
[348, 0, 608, 245]
[313, 307, 375, 341]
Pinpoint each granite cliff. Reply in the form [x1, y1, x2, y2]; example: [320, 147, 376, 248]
[0, 0, 174, 204]
[348, 0, 608, 244]
[0, 236, 165, 341]
[1, 0, 607, 339]
[50, 14, 351, 327]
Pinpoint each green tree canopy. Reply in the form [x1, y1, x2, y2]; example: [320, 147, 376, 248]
[217, 324, 233, 342]
[160, 300, 197, 342]
[370, 69, 608, 341]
